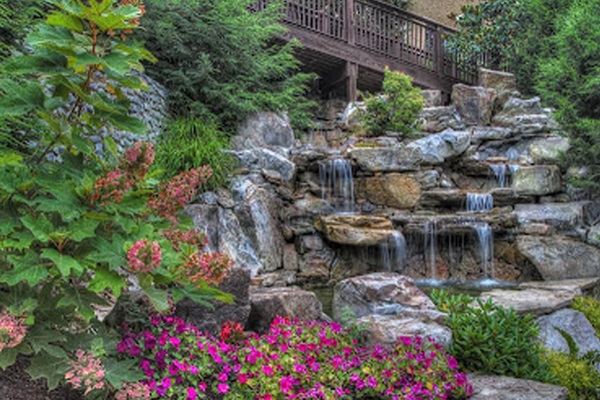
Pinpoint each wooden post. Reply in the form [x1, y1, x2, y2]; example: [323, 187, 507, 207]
[434, 26, 444, 76]
[345, 0, 355, 45]
[346, 61, 358, 103]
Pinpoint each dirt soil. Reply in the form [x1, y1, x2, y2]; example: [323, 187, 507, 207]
[0, 357, 83, 400]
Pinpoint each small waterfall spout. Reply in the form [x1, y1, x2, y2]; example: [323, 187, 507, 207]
[381, 231, 407, 273]
[320, 159, 355, 213]
[466, 193, 493, 213]
[424, 220, 437, 278]
[472, 222, 494, 279]
[490, 164, 521, 188]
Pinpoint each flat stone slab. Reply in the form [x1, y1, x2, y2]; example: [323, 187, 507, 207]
[520, 278, 600, 295]
[468, 375, 568, 400]
[478, 288, 574, 316]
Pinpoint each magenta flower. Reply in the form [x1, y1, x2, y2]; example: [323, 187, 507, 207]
[280, 375, 294, 393]
[187, 387, 197, 400]
[217, 383, 229, 394]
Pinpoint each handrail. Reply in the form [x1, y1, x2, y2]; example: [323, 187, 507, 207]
[251, 0, 477, 88]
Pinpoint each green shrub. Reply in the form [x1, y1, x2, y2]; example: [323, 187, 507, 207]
[0, 0, 44, 60]
[543, 350, 600, 399]
[431, 290, 553, 381]
[573, 296, 600, 336]
[0, 1, 231, 396]
[154, 117, 236, 190]
[138, 0, 316, 130]
[363, 69, 424, 136]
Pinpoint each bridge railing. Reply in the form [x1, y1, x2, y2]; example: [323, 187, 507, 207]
[252, 0, 479, 85]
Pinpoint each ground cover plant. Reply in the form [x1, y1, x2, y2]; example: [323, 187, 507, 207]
[118, 315, 474, 399]
[0, 1, 232, 397]
[430, 290, 553, 382]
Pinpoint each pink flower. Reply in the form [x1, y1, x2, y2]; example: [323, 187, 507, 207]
[0, 309, 27, 352]
[186, 387, 197, 400]
[217, 383, 229, 394]
[127, 239, 161, 274]
[64, 350, 106, 395]
[280, 375, 294, 393]
[262, 365, 274, 376]
[238, 373, 248, 384]
[198, 382, 207, 392]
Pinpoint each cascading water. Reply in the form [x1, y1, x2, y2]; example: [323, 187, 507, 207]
[381, 231, 407, 273]
[472, 222, 494, 279]
[424, 220, 437, 278]
[466, 193, 494, 212]
[490, 164, 521, 188]
[490, 164, 508, 188]
[320, 159, 355, 213]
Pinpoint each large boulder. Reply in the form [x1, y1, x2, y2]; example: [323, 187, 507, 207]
[517, 235, 600, 280]
[356, 173, 421, 209]
[468, 375, 568, 400]
[479, 68, 518, 94]
[512, 166, 562, 196]
[514, 202, 600, 232]
[349, 146, 420, 172]
[218, 208, 263, 276]
[536, 308, 600, 356]
[314, 215, 396, 246]
[529, 136, 570, 164]
[421, 90, 443, 107]
[407, 129, 470, 164]
[232, 112, 294, 152]
[176, 268, 251, 336]
[232, 148, 296, 182]
[418, 106, 465, 132]
[231, 177, 285, 273]
[451, 84, 496, 126]
[247, 286, 323, 333]
[355, 309, 452, 348]
[332, 273, 436, 321]
[478, 288, 574, 316]
[470, 127, 511, 143]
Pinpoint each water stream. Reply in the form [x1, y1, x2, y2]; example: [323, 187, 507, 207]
[381, 231, 407, 273]
[320, 159, 355, 213]
[466, 193, 493, 212]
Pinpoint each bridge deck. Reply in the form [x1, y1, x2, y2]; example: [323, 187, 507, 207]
[254, 0, 476, 101]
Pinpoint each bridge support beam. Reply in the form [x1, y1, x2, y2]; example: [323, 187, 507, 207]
[346, 62, 358, 103]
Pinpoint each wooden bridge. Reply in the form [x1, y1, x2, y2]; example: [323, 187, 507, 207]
[253, 0, 476, 101]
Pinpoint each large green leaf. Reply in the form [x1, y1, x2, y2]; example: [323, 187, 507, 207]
[0, 342, 32, 370]
[46, 11, 83, 33]
[67, 218, 100, 242]
[57, 287, 105, 322]
[26, 350, 69, 390]
[88, 267, 126, 297]
[139, 277, 169, 312]
[4, 231, 36, 251]
[88, 234, 126, 270]
[2, 253, 49, 286]
[20, 214, 54, 243]
[0, 81, 45, 116]
[41, 248, 84, 276]
[103, 358, 145, 389]
[26, 324, 67, 355]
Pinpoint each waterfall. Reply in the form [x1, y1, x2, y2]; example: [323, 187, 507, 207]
[424, 220, 437, 278]
[381, 231, 407, 273]
[472, 222, 494, 279]
[491, 164, 521, 188]
[466, 193, 493, 213]
[320, 159, 355, 213]
[490, 164, 508, 188]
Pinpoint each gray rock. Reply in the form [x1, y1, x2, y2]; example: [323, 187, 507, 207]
[470, 127, 511, 143]
[494, 96, 544, 120]
[332, 273, 436, 321]
[514, 202, 600, 232]
[517, 235, 600, 280]
[587, 224, 600, 247]
[479, 68, 518, 93]
[536, 308, 600, 356]
[478, 288, 574, 316]
[512, 166, 562, 196]
[468, 375, 568, 400]
[355, 310, 452, 348]
[232, 148, 296, 182]
[231, 178, 284, 273]
[418, 106, 465, 132]
[233, 112, 294, 152]
[314, 215, 396, 247]
[349, 146, 419, 172]
[407, 129, 470, 164]
[529, 136, 570, 164]
[520, 278, 600, 295]
[452, 84, 496, 126]
[248, 286, 323, 333]
[185, 204, 220, 253]
[176, 268, 251, 336]
[218, 208, 263, 276]
[421, 90, 443, 107]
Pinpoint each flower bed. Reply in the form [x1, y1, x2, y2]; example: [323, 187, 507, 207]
[118, 316, 473, 399]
